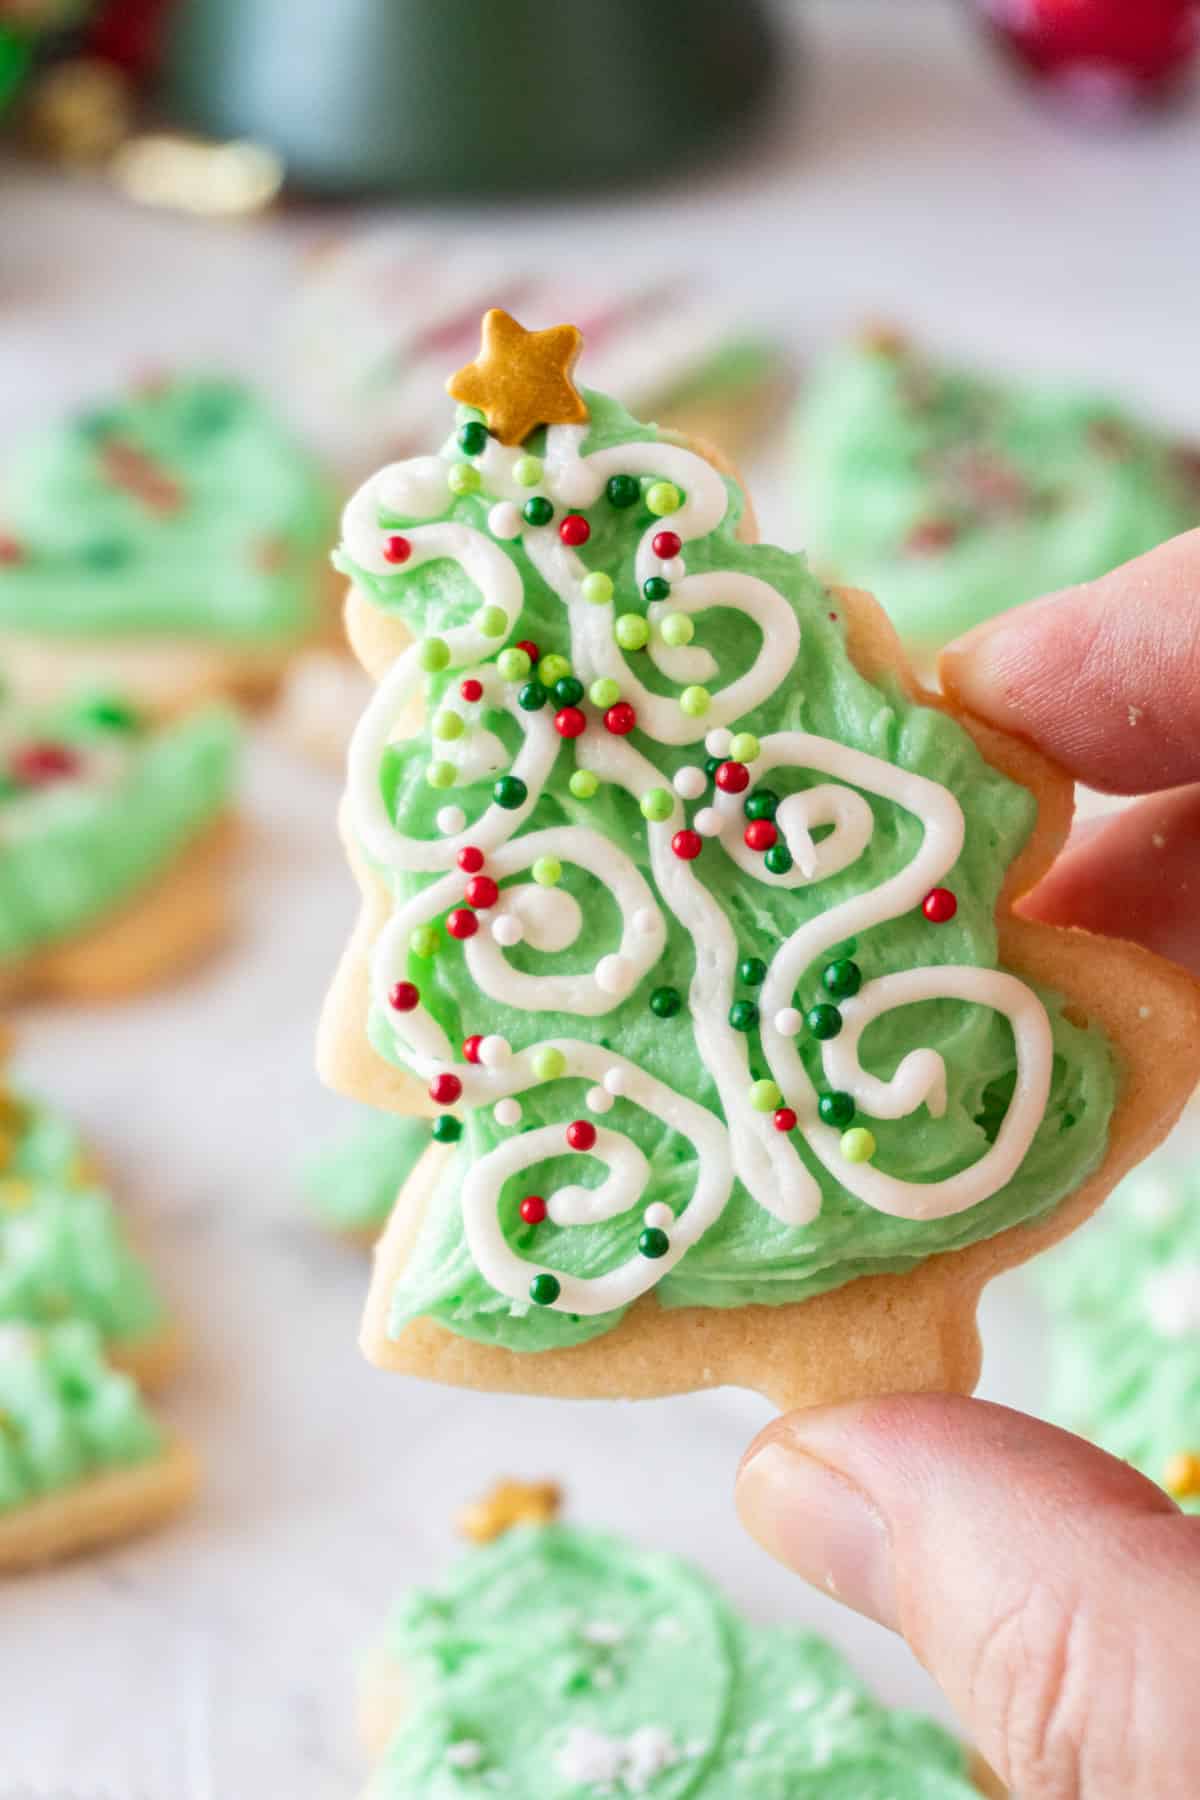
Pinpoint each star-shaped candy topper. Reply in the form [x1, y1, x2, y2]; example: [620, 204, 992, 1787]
[446, 309, 589, 447]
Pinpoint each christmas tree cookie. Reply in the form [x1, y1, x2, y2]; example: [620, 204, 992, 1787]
[798, 330, 1200, 653]
[0, 679, 239, 1002]
[319, 310, 1200, 1410]
[359, 1509, 987, 1797]
[0, 375, 338, 713]
[304, 1111, 437, 1244]
[1039, 1153, 1200, 1514]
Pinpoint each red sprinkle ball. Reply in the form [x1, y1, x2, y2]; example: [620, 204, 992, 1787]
[604, 701, 637, 736]
[429, 1073, 462, 1107]
[672, 828, 703, 861]
[566, 1119, 596, 1152]
[558, 514, 590, 547]
[773, 1107, 798, 1133]
[714, 760, 749, 795]
[0, 535, 24, 565]
[458, 845, 485, 874]
[516, 639, 540, 663]
[554, 706, 587, 739]
[462, 1034, 484, 1063]
[465, 874, 499, 909]
[460, 678, 484, 703]
[388, 981, 420, 1012]
[651, 530, 681, 560]
[446, 908, 479, 940]
[744, 819, 777, 853]
[519, 1195, 547, 1225]
[11, 742, 81, 785]
[922, 886, 958, 924]
[382, 534, 412, 565]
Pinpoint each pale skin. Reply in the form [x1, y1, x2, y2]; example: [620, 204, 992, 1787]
[737, 528, 1200, 1800]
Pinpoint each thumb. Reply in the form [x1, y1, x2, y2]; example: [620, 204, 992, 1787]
[736, 1395, 1200, 1799]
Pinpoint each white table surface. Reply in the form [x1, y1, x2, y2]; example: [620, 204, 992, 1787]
[3, 2, 1199, 1792]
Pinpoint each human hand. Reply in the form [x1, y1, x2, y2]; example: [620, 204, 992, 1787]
[737, 530, 1200, 1798]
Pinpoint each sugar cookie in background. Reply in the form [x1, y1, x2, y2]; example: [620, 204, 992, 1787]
[0, 682, 240, 1003]
[318, 311, 1200, 1412]
[0, 375, 339, 714]
[302, 1111, 436, 1246]
[1038, 1153, 1200, 1514]
[797, 329, 1200, 656]
[358, 1490, 996, 1797]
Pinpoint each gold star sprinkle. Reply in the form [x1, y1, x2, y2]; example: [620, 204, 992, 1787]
[446, 311, 589, 448]
[455, 1478, 563, 1544]
[1164, 1450, 1200, 1500]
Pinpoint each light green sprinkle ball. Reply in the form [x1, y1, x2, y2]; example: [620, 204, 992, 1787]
[640, 788, 674, 822]
[680, 685, 711, 718]
[539, 653, 571, 687]
[730, 732, 760, 763]
[589, 677, 621, 709]
[532, 1046, 566, 1081]
[447, 463, 481, 496]
[581, 572, 614, 606]
[425, 760, 457, 789]
[513, 455, 543, 487]
[497, 647, 531, 682]
[659, 612, 694, 648]
[419, 636, 450, 673]
[569, 770, 599, 800]
[840, 1127, 877, 1163]
[615, 613, 650, 652]
[477, 605, 507, 638]
[749, 1079, 782, 1112]
[532, 856, 562, 887]
[433, 710, 465, 741]
[409, 924, 439, 957]
[646, 481, 682, 517]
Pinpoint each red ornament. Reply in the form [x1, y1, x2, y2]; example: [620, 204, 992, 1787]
[773, 1107, 798, 1133]
[460, 678, 484, 703]
[446, 908, 479, 940]
[922, 886, 958, 924]
[0, 535, 24, 565]
[714, 760, 749, 794]
[388, 980, 420, 1012]
[651, 529, 682, 560]
[604, 701, 637, 736]
[519, 1195, 547, 1224]
[382, 534, 412, 564]
[429, 1073, 463, 1106]
[463, 1034, 484, 1063]
[465, 874, 499, 909]
[903, 518, 958, 557]
[11, 742, 81, 785]
[516, 639, 540, 663]
[554, 705, 587, 739]
[458, 845, 485, 874]
[558, 514, 590, 547]
[672, 829, 703, 861]
[566, 1119, 596, 1152]
[972, 0, 1198, 115]
[744, 819, 778, 853]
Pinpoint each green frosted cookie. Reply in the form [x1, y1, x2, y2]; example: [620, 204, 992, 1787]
[1039, 1155, 1200, 1513]
[798, 333, 1200, 650]
[0, 682, 239, 968]
[365, 1521, 977, 1798]
[304, 1113, 434, 1237]
[0, 375, 335, 647]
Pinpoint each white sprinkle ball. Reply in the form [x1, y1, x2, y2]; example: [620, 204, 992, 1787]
[446, 1741, 484, 1770]
[478, 1034, 512, 1069]
[705, 727, 732, 758]
[694, 806, 723, 837]
[487, 501, 522, 540]
[643, 1202, 674, 1230]
[774, 1008, 804, 1037]
[493, 1098, 522, 1127]
[492, 915, 523, 947]
[436, 804, 466, 836]
[673, 765, 706, 800]
[660, 556, 686, 583]
[586, 1085, 614, 1114]
[603, 1066, 628, 1097]
[633, 906, 660, 935]
[595, 954, 634, 995]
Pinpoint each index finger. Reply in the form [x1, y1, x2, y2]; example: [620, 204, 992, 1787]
[939, 527, 1200, 795]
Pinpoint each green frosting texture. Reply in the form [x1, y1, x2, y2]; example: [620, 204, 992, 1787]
[0, 685, 239, 962]
[337, 385, 1116, 1355]
[799, 337, 1199, 647]
[0, 1086, 166, 1350]
[0, 1319, 162, 1514]
[304, 1113, 432, 1234]
[368, 1523, 974, 1797]
[1039, 1156, 1200, 1514]
[0, 376, 335, 644]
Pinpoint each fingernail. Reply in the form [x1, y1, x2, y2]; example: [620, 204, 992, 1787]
[736, 1433, 898, 1629]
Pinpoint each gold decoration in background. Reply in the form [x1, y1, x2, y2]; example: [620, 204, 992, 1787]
[24, 55, 131, 164]
[447, 310, 589, 447]
[1164, 1450, 1200, 1501]
[111, 133, 284, 218]
[456, 1478, 563, 1544]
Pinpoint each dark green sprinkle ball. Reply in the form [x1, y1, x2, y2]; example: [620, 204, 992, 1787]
[457, 420, 488, 456]
[739, 957, 767, 987]
[432, 1115, 463, 1143]
[638, 1227, 670, 1260]
[650, 985, 682, 1018]
[729, 1000, 759, 1032]
[522, 496, 554, 528]
[642, 575, 671, 603]
[517, 682, 547, 712]
[744, 789, 779, 821]
[529, 1272, 561, 1306]
[764, 844, 793, 875]
[77, 695, 140, 733]
[82, 538, 131, 571]
[494, 774, 528, 809]
[606, 473, 640, 509]
[704, 755, 722, 779]
[822, 959, 862, 1000]
[806, 1003, 843, 1041]
[552, 676, 584, 708]
[818, 1090, 856, 1128]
